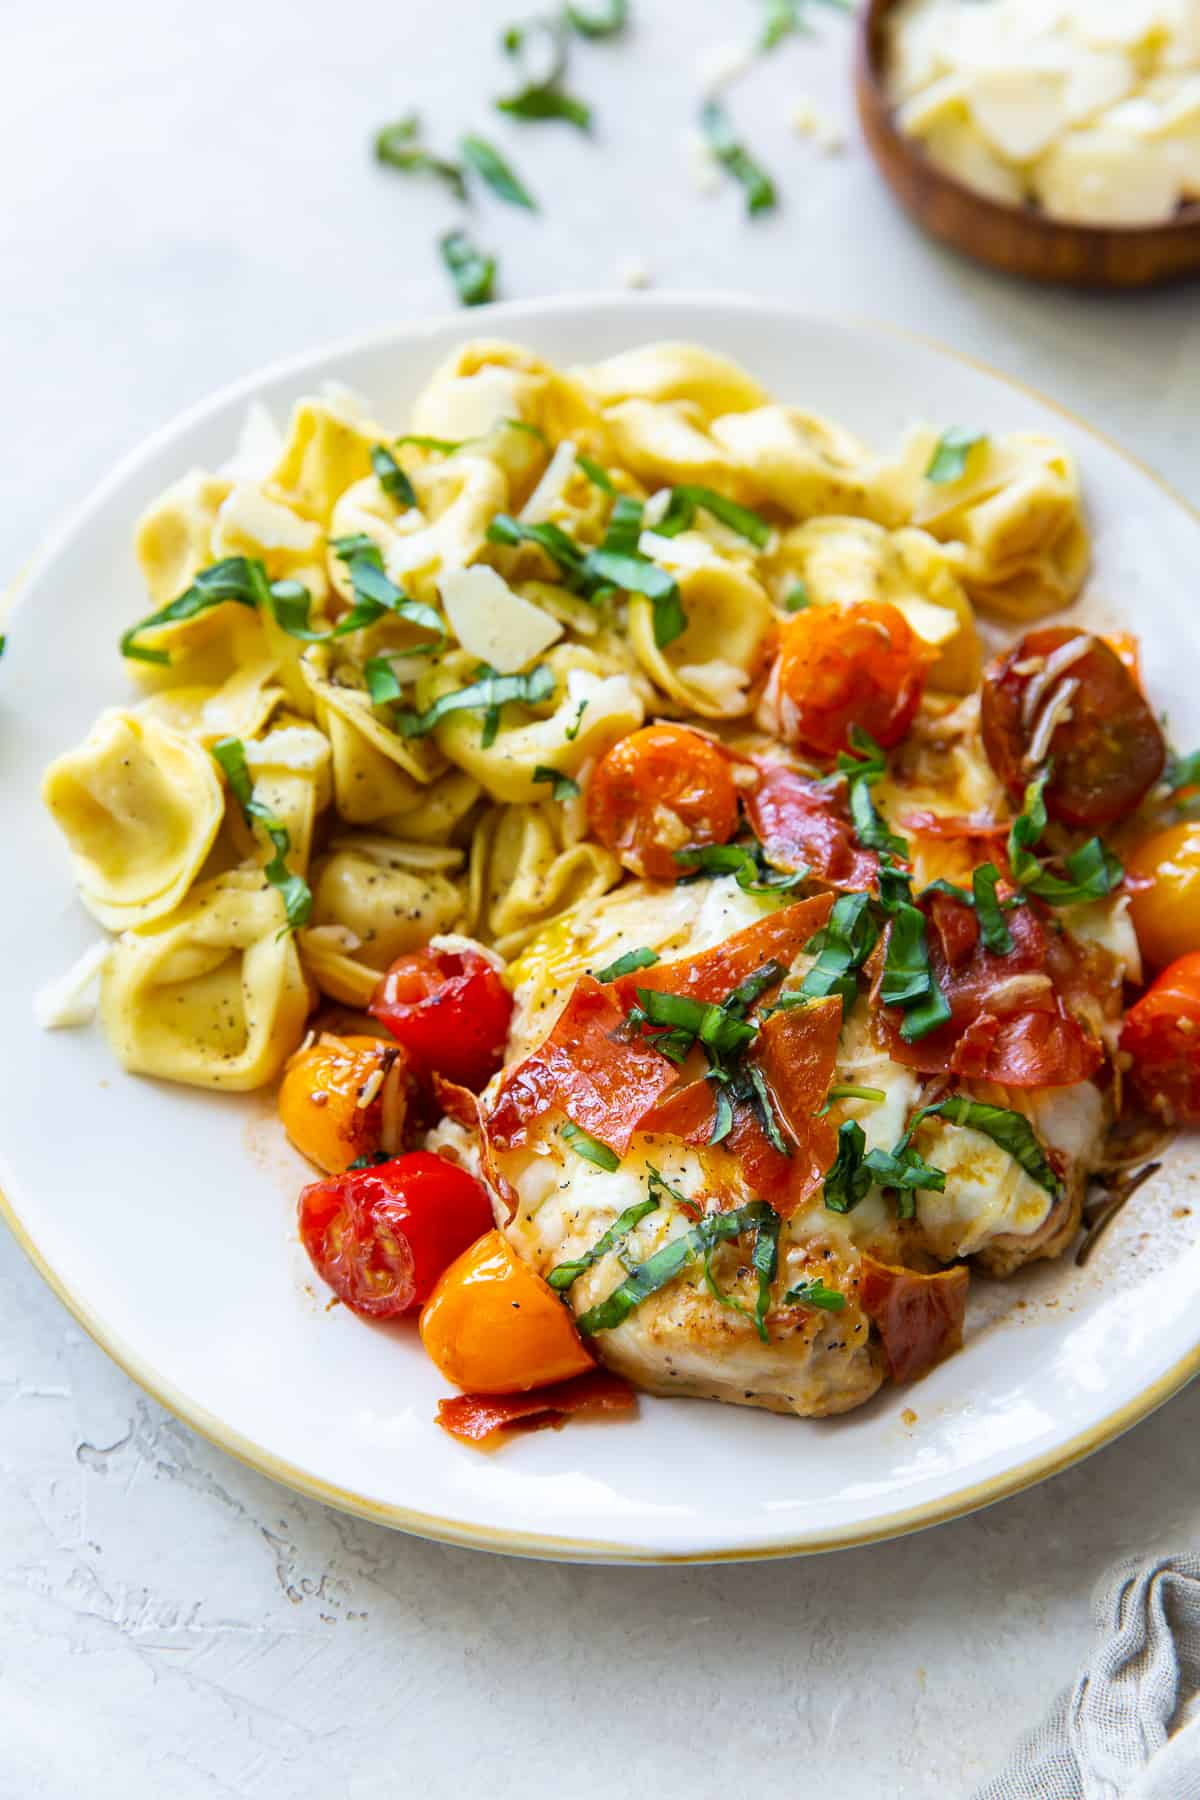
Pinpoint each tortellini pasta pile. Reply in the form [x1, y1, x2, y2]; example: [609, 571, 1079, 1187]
[40, 338, 1091, 1092]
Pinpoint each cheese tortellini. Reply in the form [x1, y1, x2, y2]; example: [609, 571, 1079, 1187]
[42, 337, 1093, 1094]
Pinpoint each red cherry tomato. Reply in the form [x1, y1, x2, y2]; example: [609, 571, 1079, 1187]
[298, 1151, 494, 1319]
[1121, 952, 1200, 1126]
[369, 947, 512, 1091]
[770, 600, 933, 758]
[587, 723, 739, 881]
[980, 626, 1165, 829]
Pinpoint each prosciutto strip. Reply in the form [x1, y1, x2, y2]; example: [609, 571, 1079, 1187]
[638, 997, 843, 1217]
[436, 1370, 636, 1447]
[744, 764, 879, 891]
[483, 977, 679, 1155]
[858, 1255, 970, 1384]
[873, 891, 1104, 1089]
[611, 892, 834, 1010]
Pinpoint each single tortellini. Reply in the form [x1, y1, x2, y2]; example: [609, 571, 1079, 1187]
[708, 406, 882, 522]
[769, 517, 982, 694]
[417, 647, 645, 804]
[302, 845, 463, 996]
[598, 399, 749, 497]
[327, 455, 506, 606]
[135, 469, 233, 604]
[570, 343, 767, 421]
[42, 712, 225, 932]
[302, 647, 446, 824]
[268, 394, 387, 525]
[412, 339, 599, 464]
[627, 557, 776, 719]
[468, 803, 622, 959]
[910, 431, 1091, 621]
[100, 871, 312, 1090]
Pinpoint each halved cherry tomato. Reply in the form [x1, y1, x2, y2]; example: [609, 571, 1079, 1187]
[369, 946, 512, 1092]
[298, 1151, 494, 1319]
[419, 1229, 594, 1394]
[586, 723, 739, 882]
[279, 1034, 411, 1174]
[1126, 821, 1200, 972]
[1121, 952, 1200, 1125]
[770, 600, 932, 758]
[980, 626, 1165, 829]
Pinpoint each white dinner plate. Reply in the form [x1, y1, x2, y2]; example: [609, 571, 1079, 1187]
[3, 294, 1199, 1563]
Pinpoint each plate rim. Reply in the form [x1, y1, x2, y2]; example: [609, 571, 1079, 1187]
[4, 290, 1199, 1563]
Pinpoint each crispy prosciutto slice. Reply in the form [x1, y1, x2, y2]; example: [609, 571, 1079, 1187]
[858, 1255, 969, 1384]
[435, 1370, 636, 1447]
[484, 977, 679, 1155]
[611, 892, 834, 1010]
[639, 998, 843, 1216]
[901, 809, 1011, 865]
[873, 890, 1103, 1089]
[744, 763, 879, 891]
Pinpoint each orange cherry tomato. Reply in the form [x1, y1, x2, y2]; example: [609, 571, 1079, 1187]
[1121, 952, 1200, 1125]
[771, 600, 932, 758]
[1126, 822, 1200, 972]
[981, 627, 1165, 828]
[586, 723, 739, 881]
[419, 1230, 594, 1394]
[279, 1034, 411, 1174]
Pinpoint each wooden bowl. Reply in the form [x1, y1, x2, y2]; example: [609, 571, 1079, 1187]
[857, 0, 1200, 290]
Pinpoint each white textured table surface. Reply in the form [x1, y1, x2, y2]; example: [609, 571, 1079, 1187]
[3, 3, 1199, 1795]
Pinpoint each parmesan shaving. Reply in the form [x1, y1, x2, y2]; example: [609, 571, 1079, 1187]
[34, 942, 111, 1031]
[519, 440, 578, 525]
[439, 566, 562, 673]
[1026, 675, 1079, 767]
[1020, 634, 1092, 726]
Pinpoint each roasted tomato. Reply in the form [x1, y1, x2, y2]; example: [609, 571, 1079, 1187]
[279, 1034, 411, 1174]
[1121, 953, 1200, 1126]
[586, 723, 739, 881]
[369, 946, 512, 1092]
[980, 627, 1165, 829]
[419, 1229, 595, 1394]
[1126, 821, 1200, 972]
[769, 600, 932, 758]
[298, 1151, 494, 1319]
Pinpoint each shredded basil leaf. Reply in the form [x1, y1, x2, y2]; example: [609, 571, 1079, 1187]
[594, 946, 659, 982]
[784, 1277, 847, 1312]
[700, 97, 777, 215]
[822, 1119, 872, 1214]
[211, 737, 312, 932]
[564, 697, 589, 742]
[576, 1200, 777, 1335]
[673, 840, 808, 895]
[795, 890, 878, 1010]
[336, 548, 445, 645]
[532, 764, 581, 802]
[395, 433, 465, 455]
[440, 228, 497, 306]
[882, 902, 951, 1042]
[548, 1195, 658, 1291]
[347, 1151, 392, 1171]
[602, 494, 645, 558]
[363, 657, 406, 706]
[120, 556, 267, 664]
[862, 1142, 946, 1221]
[459, 133, 538, 209]
[497, 85, 591, 126]
[971, 861, 1016, 954]
[560, 1121, 620, 1171]
[576, 452, 614, 491]
[1007, 770, 1124, 906]
[784, 580, 811, 611]
[565, 0, 628, 37]
[633, 987, 758, 1068]
[371, 444, 417, 510]
[395, 662, 555, 740]
[487, 512, 588, 587]
[497, 22, 591, 129]
[908, 1096, 1062, 1199]
[374, 115, 467, 199]
[586, 548, 686, 646]
[652, 485, 772, 549]
[926, 428, 987, 485]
